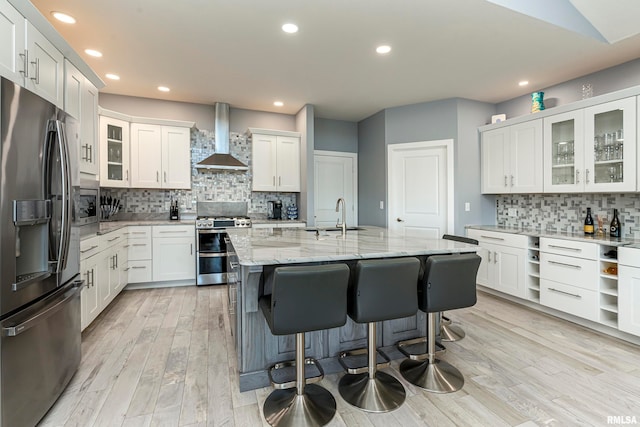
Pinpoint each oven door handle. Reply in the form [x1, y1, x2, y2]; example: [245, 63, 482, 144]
[197, 229, 228, 234]
[198, 252, 227, 258]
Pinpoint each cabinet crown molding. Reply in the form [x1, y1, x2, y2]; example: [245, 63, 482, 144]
[247, 127, 301, 138]
[98, 107, 195, 128]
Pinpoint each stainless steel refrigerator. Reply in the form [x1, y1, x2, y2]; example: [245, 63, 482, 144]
[0, 77, 83, 427]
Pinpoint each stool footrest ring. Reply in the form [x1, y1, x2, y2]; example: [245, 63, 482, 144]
[267, 357, 324, 390]
[397, 337, 446, 361]
[338, 348, 391, 374]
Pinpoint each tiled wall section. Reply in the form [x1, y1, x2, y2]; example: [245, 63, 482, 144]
[496, 193, 640, 238]
[102, 129, 296, 218]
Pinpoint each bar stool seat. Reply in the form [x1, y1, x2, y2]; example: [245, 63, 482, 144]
[400, 253, 480, 393]
[260, 263, 350, 427]
[338, 257, 420, 413]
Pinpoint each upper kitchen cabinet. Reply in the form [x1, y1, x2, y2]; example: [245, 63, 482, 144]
[0, 1, 25, 85]
[100, 115, 130, 188]
[65, 60, 99, 176]
[130, 123, 191, 189]
[481, 119, 543, 194]
[250, 128, 301, 192]
[544, 97, 636, 193]
[24, 21, 63, 108]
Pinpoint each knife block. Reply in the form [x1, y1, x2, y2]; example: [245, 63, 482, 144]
[170, 205, 180, 221]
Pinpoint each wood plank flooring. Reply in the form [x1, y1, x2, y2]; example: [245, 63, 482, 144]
[39, 286, 640, 427]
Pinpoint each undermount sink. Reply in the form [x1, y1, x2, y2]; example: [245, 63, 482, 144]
[305, 227, 366, 232]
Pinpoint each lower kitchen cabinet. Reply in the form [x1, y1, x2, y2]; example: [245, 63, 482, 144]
[80, 236, 101, 331]
[618, 247, 640, 336]
[152, 225, 195, 282]
[126, 226, 152, 283]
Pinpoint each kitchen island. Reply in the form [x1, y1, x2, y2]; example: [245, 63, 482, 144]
[225, 226, 478, 391]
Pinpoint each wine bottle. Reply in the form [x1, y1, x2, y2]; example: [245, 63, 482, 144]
[610, 209, 621, 238]
[584, 207, 594, 235]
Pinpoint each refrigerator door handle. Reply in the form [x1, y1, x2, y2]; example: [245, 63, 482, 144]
[56, 120, 72, 273]
[2, 280, 84, 337]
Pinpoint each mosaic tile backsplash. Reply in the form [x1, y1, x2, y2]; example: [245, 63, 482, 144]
[496, 193, 640, 239]
[102, 129, 297, 219]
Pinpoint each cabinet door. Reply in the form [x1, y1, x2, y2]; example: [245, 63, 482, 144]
[80, 79, 99, 175]
[25, 22, 63, 108]
[80, 255, 99, 331]
[510, 120, 543, 193]
[475, 243, 493, 287]
[98, 249, 114, 309]
[543, 110, 584, 193]
[252, 133, 277, 191]
[481, 128, 509, 194]
[115, 243, 128, 294]
[152, 237, 195, 281]
[130, 123, 162, 188]
[619, 265, 640, 336]
[494, 245, 526, 298]
[161, 126, 191, 189]
[0, 2, 25, 85]
[584, 97, 636, 192]
[63, 60, 82, 119]
[100, 116, 130, 187]
[276, 135, 300, 191]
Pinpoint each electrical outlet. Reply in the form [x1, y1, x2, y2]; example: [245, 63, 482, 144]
[508, 208, 518, 217]
[465, 202, 471, 212]
[379, 201, 384, 209]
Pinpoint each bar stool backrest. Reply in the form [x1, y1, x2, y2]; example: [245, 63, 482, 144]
[420, 254, 481, 313]
[442, 234, 478, 246]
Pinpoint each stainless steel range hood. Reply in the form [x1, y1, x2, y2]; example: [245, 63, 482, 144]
[195, 102, 248, 171]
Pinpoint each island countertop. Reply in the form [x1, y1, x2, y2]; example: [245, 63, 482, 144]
[226, 226, 478, 266]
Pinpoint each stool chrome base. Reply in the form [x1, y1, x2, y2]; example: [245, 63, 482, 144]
[338, 371, 406, 413]
[263, 383, 337, 427]
[440, 323, 465, 342]
[399, 358, 464, 393]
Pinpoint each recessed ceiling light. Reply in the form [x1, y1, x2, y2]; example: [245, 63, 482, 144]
[519, 80, 529, 86]
[158, 86, 170, 92]
[84, 49, 102, 58]
[274, 101, 284, 107]
[51, 12, 76, 24]
[282, 23, 298, 34]
[376, 45, 391, 54]
[105, 73, 120, 80]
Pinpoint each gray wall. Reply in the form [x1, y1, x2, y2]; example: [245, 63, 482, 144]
[314, 118, 358, 153]
[496, 58, 640, 120]
[385, 99, 458, 145]
[232, 107, 296, 133]
[357, 110, 387, 226]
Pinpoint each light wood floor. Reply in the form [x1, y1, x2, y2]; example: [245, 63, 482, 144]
[39, 285, 640, 427]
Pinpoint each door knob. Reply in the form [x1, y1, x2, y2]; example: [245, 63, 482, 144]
[396, 218, 404, 222]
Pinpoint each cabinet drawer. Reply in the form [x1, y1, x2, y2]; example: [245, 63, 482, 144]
[467, 229, 527, 248]
[127, 260, 152, 283]
[128, 240, 152, 260]
[540, 238, 597, 259]
[101, 230, 126, 248]
[127, 226, 152, 240]
[540, 253, 598, 291]
[80, 236, 101, 259]
[540, 279, 598, 322]
[152, 225, 195, 238]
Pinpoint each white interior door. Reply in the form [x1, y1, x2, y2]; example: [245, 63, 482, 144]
[314, 151, 357, 227]
[388, 140, 453, 238]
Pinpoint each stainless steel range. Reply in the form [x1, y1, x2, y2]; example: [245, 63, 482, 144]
[196, 202, 251, 286]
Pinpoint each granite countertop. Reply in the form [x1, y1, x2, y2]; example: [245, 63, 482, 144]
[251, 219, 306, 225]
[466, 224, 640, 246]
[227, 226, 478, 266]
[96, 219, 195, 236]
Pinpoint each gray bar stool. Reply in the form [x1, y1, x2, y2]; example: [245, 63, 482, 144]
[400, 253, 480, 393]
[338, 257, 420, 413]
[440, 234, 479, 342]
[260, 263, 350, 427]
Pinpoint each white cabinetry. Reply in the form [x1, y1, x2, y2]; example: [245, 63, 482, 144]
[618, 247, 640, 336]
[100, 115, 130, 187]
[79, 236, 101, 331]
[250, 128, 301, 192]
[98, 230, 127, 308]
[126, 226, 152, 283]
[467, 229, 527, 298]
[65, 59, 99, 175]
[0, 1, 25, 84]
[152, 225, 195, 282]
[481, 120, 543, 194]
[25, 21, 63, 108]
[130, 124, 191, 189]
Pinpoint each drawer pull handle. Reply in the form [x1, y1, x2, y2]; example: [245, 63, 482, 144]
[548, 288, 582, 299]
[131, 232, 147, 235]
[159, 230, 187, 233]
[548, 245, 581, 252]
[131, 266, 146, 269]
[548, 260, 581, 269]
[480, 235, 505, 241]
[80, 245, 99, 253]
[132, 243, 147, 247]
[230, 261, 239, 269]
[107, 236, 120, 242]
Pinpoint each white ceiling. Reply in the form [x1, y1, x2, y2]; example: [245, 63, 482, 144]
[30, 0, 640, 122]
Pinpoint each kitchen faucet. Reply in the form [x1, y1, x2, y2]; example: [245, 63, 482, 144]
[336, 198, 346, 236]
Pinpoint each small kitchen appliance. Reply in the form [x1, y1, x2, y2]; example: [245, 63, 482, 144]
[267, 200, 282, 220]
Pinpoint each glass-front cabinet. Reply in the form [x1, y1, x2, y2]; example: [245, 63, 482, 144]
[544, 97, 636, 193]
[99, 116, 130, 188]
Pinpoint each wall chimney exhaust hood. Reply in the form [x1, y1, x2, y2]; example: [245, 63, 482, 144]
[195, 102, 248, 171]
